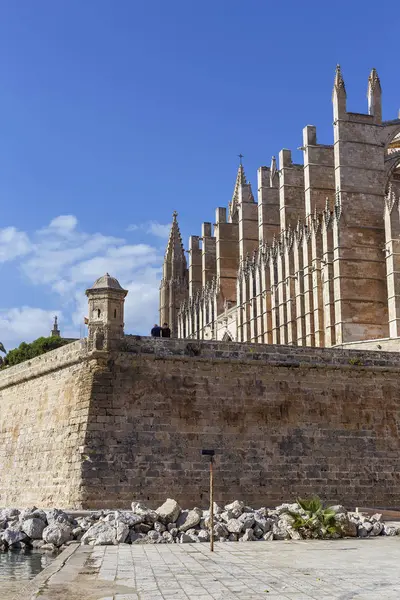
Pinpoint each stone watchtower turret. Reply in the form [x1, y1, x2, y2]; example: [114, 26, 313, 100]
[85, 273, 128, 350]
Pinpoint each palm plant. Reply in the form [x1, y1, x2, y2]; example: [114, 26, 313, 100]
[289, 497, 342, 539]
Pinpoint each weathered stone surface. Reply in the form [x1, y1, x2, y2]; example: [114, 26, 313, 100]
[3, 337, 400, 510]
[177, 508, 202, 532]
[263, 531, 274, 541]
[272, 522, 290, 540]
[198, 530, 210, 542]
[43, 523, 72, 547]
[240, 528, 255, 542]
[226, 519, 243, 534]
[335, 514, 357, 538]
[156, 498, 181, 524]
[22, 518, 46, 540]
[131, 502, 159, 524]
[80, 522, 116, 546]
[1, 527, 26, 546]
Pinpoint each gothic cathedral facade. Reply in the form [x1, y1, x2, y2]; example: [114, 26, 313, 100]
[160, 67, 400, 347]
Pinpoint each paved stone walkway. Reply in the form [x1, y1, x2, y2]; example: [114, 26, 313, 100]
[21, 538, 400, 600]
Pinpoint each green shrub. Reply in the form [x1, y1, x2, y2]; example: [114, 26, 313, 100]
[2, 336, 70, 368]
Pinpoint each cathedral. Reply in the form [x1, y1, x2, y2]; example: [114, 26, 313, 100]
[159, 66, 400, 349]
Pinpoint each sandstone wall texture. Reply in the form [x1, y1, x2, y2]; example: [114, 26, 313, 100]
[82, 338, 400, 510]
[1, 337, 400, 510]
[0, 340, 92, 508]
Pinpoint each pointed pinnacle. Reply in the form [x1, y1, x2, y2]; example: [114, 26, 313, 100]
[333, 64, 346, 96]
[172, 210, 178, 221]
[368, 67, 381, 91]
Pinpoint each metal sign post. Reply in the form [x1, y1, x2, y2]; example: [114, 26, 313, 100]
[201, 449, 215, 552]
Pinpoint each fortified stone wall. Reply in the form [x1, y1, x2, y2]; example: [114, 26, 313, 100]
[0, 340, 92, 508]
[1, 337, 400, 510]
[82, 337, 400, 510]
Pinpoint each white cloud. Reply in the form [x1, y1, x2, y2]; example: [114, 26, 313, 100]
[127, 221, 171, 239]
[0, 307, 62, 350]
[0, 227, 31, 263]
[0, 214, 164, 349]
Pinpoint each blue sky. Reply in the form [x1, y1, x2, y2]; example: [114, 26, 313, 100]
[0, 0, 399, 349]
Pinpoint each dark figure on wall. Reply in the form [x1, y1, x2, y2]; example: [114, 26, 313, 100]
[161, 323, 171, 338]
[151, 324, 162, 337]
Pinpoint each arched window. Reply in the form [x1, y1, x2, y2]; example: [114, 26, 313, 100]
[114, 309, 117, 319]
[97, 309, 101, 318]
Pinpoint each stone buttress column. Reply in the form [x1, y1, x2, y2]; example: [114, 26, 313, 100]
[257, 162, 280, 344]
[270, 239, 280, 344]
[332, 66, 388, 343]
[284, 228, 297, 345]
[277, 235, 287, 344]
[311, 214, 325, 347]
[189, 236, 202, 298]
[384, 189, 400, 337]
[215, 207, 239, 314]
[302, 223, 315, 346]
[302, 125, 335, 347]
[201, 222, 216, 287]
[322, 204, 336, 346]
[294, 224, 306, 345]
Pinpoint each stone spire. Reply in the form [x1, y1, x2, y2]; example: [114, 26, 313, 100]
[160, 211, 188, 337]
[229, 160, 253, 221]
[162, 211, 187, 280]
[51, 316, 60, 338]
[332, 64, 347, 120]
[367, 67, 382, 122]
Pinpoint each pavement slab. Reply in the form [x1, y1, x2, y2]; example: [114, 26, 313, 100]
[6, 537, 400, 600]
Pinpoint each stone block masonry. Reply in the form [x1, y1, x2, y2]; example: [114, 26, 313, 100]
[2, 337, 400, 510]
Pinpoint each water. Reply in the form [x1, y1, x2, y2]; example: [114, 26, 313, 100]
[0, 550, 55, 597]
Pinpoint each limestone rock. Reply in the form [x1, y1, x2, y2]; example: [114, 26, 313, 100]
[162, 531, 175, 543]
[287, 527, 302, 540]
[263, 531, 274, 541]
[177, 508, 202, 532]
[81, 522, 116, 546]
[213, 522, 228, 538]
[197, 530, 209, 542]
[135, 523, 152, 534]
[20, 507, 48, 523]
[129, 532, 146, 544]
[371, 513, 382, 522]
[371, 521, 384, 536]
[147, 531, 164, 544]
[228, 533, 238, 541]
[226, 519, 243, 534]
[335, 513, 357, 537]
[1, 527, 26, 546]
[238, 512, 255, 529]
[224, 500, 244, 518]
[168, 527, 179, 538]
[383, 525, 398, 536]
[116, 522, 129, 543]
[22, 518, 46, 540]
[154, 522, 167, 533]
[45, 509, 71, 525]
[156, 498, 181, 524]
[240, 528, 255, 542]
[43, 523, 72, 547]
[253, 525, 264, 539]
[115, 511, 143, 527]
[0, 508, 20, 520]
[131, 502, 159, 524]
[32, 539, 46, 549]
[272, 522, 290, 540]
